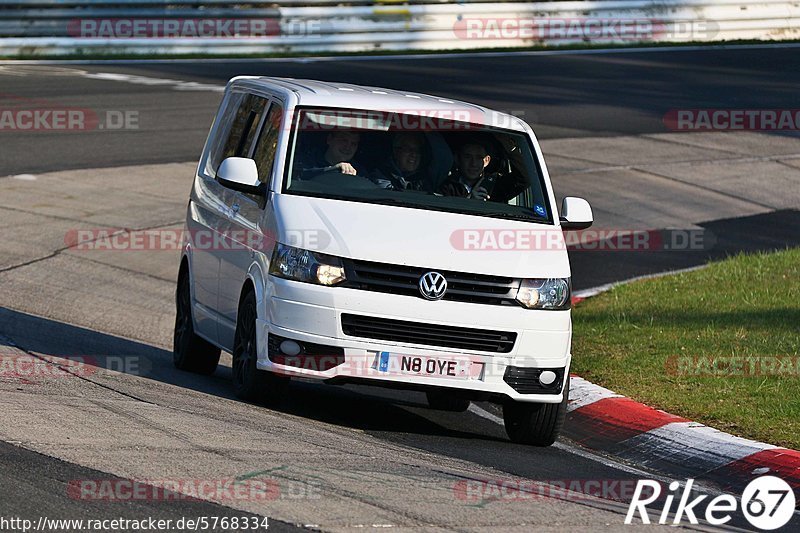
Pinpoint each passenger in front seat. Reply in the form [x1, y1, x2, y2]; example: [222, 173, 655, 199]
[369, 132, 433, 192]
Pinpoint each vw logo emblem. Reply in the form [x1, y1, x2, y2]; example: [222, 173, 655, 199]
[419, 271, 447, 300]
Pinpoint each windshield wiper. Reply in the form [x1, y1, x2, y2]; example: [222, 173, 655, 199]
[480, 210, 550, 222]
[367, 196, 443, 209]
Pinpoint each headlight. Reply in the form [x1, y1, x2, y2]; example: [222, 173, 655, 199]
[516, 278, 571, 310]
[268, 243, 346, 286]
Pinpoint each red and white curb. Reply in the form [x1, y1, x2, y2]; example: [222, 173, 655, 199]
[559, 276, 800, 494]
[471, 373, 800, 496]
[565, 376, 800, 493]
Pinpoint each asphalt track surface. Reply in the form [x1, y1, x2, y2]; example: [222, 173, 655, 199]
[0, 441, 300, 532]
[2, 45, 800, 175]
[1, 47, 800, 531]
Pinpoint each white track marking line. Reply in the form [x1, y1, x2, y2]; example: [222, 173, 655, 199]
[467, 402, 505, 425]
[574, 264, 709, 299]
[83, 72, 224, 92]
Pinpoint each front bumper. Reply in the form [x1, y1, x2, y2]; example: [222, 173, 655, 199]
[256, 277, 572, 403]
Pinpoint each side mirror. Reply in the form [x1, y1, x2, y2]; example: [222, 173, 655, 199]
[216, 157, 263, 195]
[560, 197, 593, 230]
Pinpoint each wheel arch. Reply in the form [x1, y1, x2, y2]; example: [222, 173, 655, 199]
[176, 252, 199, 333]
[178, 253, 190, 280]
[238, 262, 269, 367]
[241, 262, 268, 320]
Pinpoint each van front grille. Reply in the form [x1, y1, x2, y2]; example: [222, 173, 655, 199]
[341, 258, 520, 306]
[340, 313, 516, 353]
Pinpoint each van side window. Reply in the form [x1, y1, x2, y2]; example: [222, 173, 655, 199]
[210, 93, 268, 175]
[252, 104, 283, 183]
[203, 92, 241, 178]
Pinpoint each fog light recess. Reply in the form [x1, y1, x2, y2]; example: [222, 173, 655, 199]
[279, 340, 302, 356]
[539, 370, 557, 386]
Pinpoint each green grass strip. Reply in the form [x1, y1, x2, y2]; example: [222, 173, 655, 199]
[572, 248, 800, 449]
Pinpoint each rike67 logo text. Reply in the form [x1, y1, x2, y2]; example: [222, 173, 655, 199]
[625, 476, 795, 530]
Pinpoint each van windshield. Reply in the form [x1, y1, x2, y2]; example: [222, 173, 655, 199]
[282, 107, 552, 223]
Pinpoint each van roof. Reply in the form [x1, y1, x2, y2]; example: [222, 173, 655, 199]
[230, 76, 528, 132]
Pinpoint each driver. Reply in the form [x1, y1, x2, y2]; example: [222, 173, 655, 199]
[437, 140, 493, 200]
[295, 130, 365, 180]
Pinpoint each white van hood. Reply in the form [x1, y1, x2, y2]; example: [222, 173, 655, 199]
[272, 194, 571, 279]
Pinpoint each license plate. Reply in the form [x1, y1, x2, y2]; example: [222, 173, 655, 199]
[375, 352, 476, 380]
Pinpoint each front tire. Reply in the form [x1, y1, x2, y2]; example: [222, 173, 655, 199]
[232, 290, 288, 404]
[503, 376, 570, 446]
[173, 269, 221, 375]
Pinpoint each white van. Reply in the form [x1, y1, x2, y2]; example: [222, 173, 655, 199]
[174, 77, 593, 446]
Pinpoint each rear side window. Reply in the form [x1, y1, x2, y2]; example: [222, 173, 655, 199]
[208, 93, 268, 176]
[252, 104, 283, 183]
